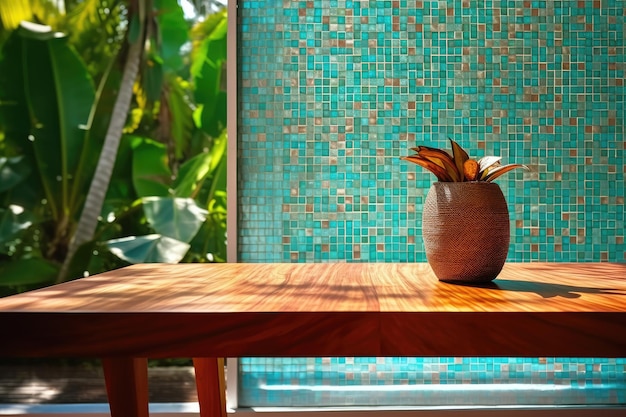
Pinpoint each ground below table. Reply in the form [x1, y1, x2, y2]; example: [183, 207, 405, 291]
[0, 363, 200, 404]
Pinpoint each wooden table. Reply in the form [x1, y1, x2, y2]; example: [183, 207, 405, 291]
[1, 263, 625, 416]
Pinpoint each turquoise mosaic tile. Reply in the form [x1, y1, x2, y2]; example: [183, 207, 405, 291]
[236, 2, 625, 407]
[238, 357, 626, 407]
[237, 0, 625, 263]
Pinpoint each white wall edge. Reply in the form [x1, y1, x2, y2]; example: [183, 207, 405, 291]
[226, 0, 238, 264]
[225, 0, 240, 410]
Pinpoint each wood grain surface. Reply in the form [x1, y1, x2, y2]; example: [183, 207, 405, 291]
[0, 263, 625, 357]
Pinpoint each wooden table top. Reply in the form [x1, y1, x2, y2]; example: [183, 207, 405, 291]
[1, 262, 625, 358]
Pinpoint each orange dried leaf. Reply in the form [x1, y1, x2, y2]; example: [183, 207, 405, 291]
[450, 139, 470, 179]
[401, 155, 453, 182]
[415, 146, 460, 181]
[401, 140, 528, 184]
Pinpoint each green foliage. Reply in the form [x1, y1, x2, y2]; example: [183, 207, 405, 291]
[107, 234, 191, 264]
[0, 258, 58, 288]
[0, 1, 229, 296]
[16, 23, 96, 219]
[63, 0, 126, 81]
[131, 137, 172, 197]
[97, 135, 227, 266]
[142, 197, 208, 242]
[191, 9, 227, 138]
[0, 205, 32, 244]
[0, 22, 96, 282]
[0, 156, 30, 192]
[166, 77, 196, 161]
[106, 196, 207, 264]
[153, 0, 188, 71]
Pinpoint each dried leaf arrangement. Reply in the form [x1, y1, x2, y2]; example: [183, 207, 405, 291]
[401, 139, 528, 182]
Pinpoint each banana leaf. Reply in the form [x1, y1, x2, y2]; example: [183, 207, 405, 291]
[153, 0, 188, 72]
[106, 234, 190, 264]
[165, 75, 195, 161]
[191, 13, 227, 137]
[12, 22, 95, 221]
[131, 138, 172, 197]
[173, 129, 227, 198]
[141, 196, 208, 243]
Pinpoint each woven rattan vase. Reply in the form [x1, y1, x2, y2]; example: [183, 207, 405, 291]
[422, 182, 510, 283]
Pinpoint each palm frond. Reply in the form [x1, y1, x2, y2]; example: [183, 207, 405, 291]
[66, 0, 104, 32]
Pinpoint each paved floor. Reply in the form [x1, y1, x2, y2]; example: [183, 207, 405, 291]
[0, 363, 199, 404]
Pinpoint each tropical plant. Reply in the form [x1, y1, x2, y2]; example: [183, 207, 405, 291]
[98, 134, 227, 268]
[58, 0, 148, 282]
[0, 22, 98, 291]
[402, 139, 528, 182]
[0, 0, 228, 295]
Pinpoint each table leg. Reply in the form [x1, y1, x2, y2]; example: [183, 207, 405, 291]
[193, 357, 227, 417]
[102, 357, 149, 417]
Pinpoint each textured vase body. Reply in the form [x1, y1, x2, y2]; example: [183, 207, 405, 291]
[422, 182, 510, 283]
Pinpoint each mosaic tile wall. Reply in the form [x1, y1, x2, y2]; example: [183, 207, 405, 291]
[237, 0, 625, 263]
[238, 357, 626, 407]
[235, 1, 625, 408]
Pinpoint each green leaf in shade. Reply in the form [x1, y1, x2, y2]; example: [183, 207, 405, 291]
[104, 135, 140, 205]
[173, 129, 226, 198]
[0, 30, 30, 152]
[106, 234, 190, 264]
[173, 152, 212, 197]
[191, 14, 227, 136]
[0, 258, 58, 286]
[153, 0, 188, 71]
[211, 155, 228, 205]
[450, 139, 470, 181]
[131, 138, 172, 197]
[0, 156, 31, 192]
[200, 90, 226, 137]
[141, 197, 207, 243]
[483, 163, 529, 182]
[143, 53, 164, 102]
[166, 76, 195, 160]
[128, 14, 141, 44]
[190, 16, 227, 100]
[0, 205, 33, 244]
[16, 22, 95, 221]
